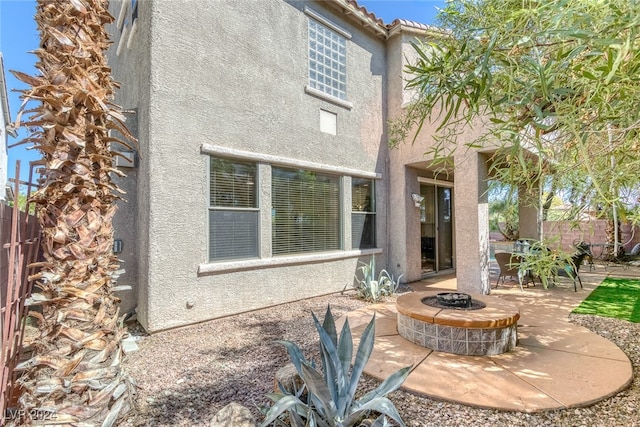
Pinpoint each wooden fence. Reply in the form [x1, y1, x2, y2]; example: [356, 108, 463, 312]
[1, 161, 41, 419]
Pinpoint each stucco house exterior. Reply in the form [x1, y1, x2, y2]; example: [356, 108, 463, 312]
[106, 0, 507, 332]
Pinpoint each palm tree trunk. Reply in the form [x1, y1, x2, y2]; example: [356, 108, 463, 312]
[10, 0, 134, 425]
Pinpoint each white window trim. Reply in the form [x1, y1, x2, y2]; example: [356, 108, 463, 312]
[304, 7, 352, 40]
[305, 85, 353, 110]
[200, 144, 380, 180]
[418, 176, 454, 188]
[198, 248, 381, 276]
[199, 145, 383, 274]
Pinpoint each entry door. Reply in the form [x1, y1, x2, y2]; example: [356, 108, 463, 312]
[420, 183, 454, 274]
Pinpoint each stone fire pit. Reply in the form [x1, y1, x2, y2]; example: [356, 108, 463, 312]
[396, 291, 519, 356]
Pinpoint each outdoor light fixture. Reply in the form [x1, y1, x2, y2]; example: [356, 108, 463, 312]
[411, 193, 424, 207]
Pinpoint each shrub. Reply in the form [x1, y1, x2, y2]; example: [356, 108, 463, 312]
[260, 306, 411, 427]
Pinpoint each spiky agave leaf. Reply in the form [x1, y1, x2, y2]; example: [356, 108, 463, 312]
[343, 397, 406, 427]
[345, 313, 376, 412]
[258, 394, 310, 427]
[343, 366, 412, 426]
[336, 317, 353, 401]
[275, 340, 308, 375]
[321, 305, 338, 348]
[298, 363, 339, 423]
[264, 307, 409, 427]
[311, 311, 348, 412]
[357, 365, 412, 405]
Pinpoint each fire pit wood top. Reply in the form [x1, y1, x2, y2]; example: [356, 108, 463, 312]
[396, 291, 519, 329]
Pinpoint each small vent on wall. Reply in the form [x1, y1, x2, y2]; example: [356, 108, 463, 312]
[320, 109, 337, 135]
[113, 239, 123, 254]
[114, 150, 136, 168]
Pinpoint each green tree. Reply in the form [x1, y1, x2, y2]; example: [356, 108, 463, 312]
[390, 0, 640, 259]
[10, 0, 134, 424]
[7, 191, 36, 215]
[488, 181, 519, 241]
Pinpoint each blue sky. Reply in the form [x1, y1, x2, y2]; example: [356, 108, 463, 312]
[358, 0, 445, 25]
[1, 0, 38, 185]
[0, 0, 445, 184]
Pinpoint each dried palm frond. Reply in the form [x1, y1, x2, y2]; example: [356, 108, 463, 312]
[9, 0, 135, 425]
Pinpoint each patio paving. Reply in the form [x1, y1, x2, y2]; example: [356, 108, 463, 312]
[339, 265, 636, 412]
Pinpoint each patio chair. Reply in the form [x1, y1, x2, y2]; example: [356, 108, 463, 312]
[555, 251, 588, 292]
[495, 252, 531, 290]
[573, 240, 595, 271]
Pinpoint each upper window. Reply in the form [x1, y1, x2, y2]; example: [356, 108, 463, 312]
[272, 167, 341, 255]
[308, 18, 347, 101]
[209, 157, 259, 261]
[351, 178, 376, 249]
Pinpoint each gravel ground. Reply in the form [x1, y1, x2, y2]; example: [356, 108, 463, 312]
[120, 291, 640, 427]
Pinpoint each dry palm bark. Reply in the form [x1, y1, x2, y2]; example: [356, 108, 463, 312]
[605, 219, 625, 261]
[10, 0, 134, 425]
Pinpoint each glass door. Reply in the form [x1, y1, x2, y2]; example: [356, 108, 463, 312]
[437, 187, 453, 270]
[420, 182, 454, 274]
[420, 185, 436, 274]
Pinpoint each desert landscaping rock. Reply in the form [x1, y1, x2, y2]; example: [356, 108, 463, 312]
[210, 402, 255, 427]
[121, 292, 640, 426]
[274, 363, 304, 395]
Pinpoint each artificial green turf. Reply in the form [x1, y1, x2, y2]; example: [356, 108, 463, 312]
[572, 277, 640, 323]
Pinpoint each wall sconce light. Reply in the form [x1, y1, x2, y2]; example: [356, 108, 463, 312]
[411, 193, 424, 208]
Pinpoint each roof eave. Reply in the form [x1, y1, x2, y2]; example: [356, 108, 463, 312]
[387, 19, 451, 39]
[0, 53, 16, 137]
[327, 0, 388, 38]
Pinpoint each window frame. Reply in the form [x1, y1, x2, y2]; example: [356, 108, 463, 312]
[351, 178, 376, 249]
[198, 144, 383, 276]
[271, 166, 342, 256]
[304, 7, 353, 109]
[208, 156, 260, 262]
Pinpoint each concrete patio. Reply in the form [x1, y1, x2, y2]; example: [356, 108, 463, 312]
[340, 265, 637, 412]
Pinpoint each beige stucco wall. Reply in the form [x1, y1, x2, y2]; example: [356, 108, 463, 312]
[386, 28, 492, 293]
[108, 0, 390, 331]
[107, 0, 153, 318]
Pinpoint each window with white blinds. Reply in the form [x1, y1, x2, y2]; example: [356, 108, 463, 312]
[351, 178, 376, 249]
[272, 167, 341, 255]
[209, 157, 258, 261]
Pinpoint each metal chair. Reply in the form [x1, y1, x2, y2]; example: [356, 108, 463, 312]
[495, 252, 530, 290]
[556, 251, 588, 292]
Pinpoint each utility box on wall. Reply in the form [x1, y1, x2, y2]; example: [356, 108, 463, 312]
[114, 150, 136, 168]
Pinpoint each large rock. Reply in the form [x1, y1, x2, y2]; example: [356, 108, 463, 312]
[274, 363, 304, 395]
[210, 402, 255, 427]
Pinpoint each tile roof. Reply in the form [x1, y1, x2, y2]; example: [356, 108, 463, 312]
[332, 0, 445, 38]
[344, 0, 385, 26]
[389, 18, 436, 32]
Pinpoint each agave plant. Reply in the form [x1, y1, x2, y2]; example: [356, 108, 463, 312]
[260, 306, 411, 427]
[9, 0, 134, 424]
[352, 256, 404, 302]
